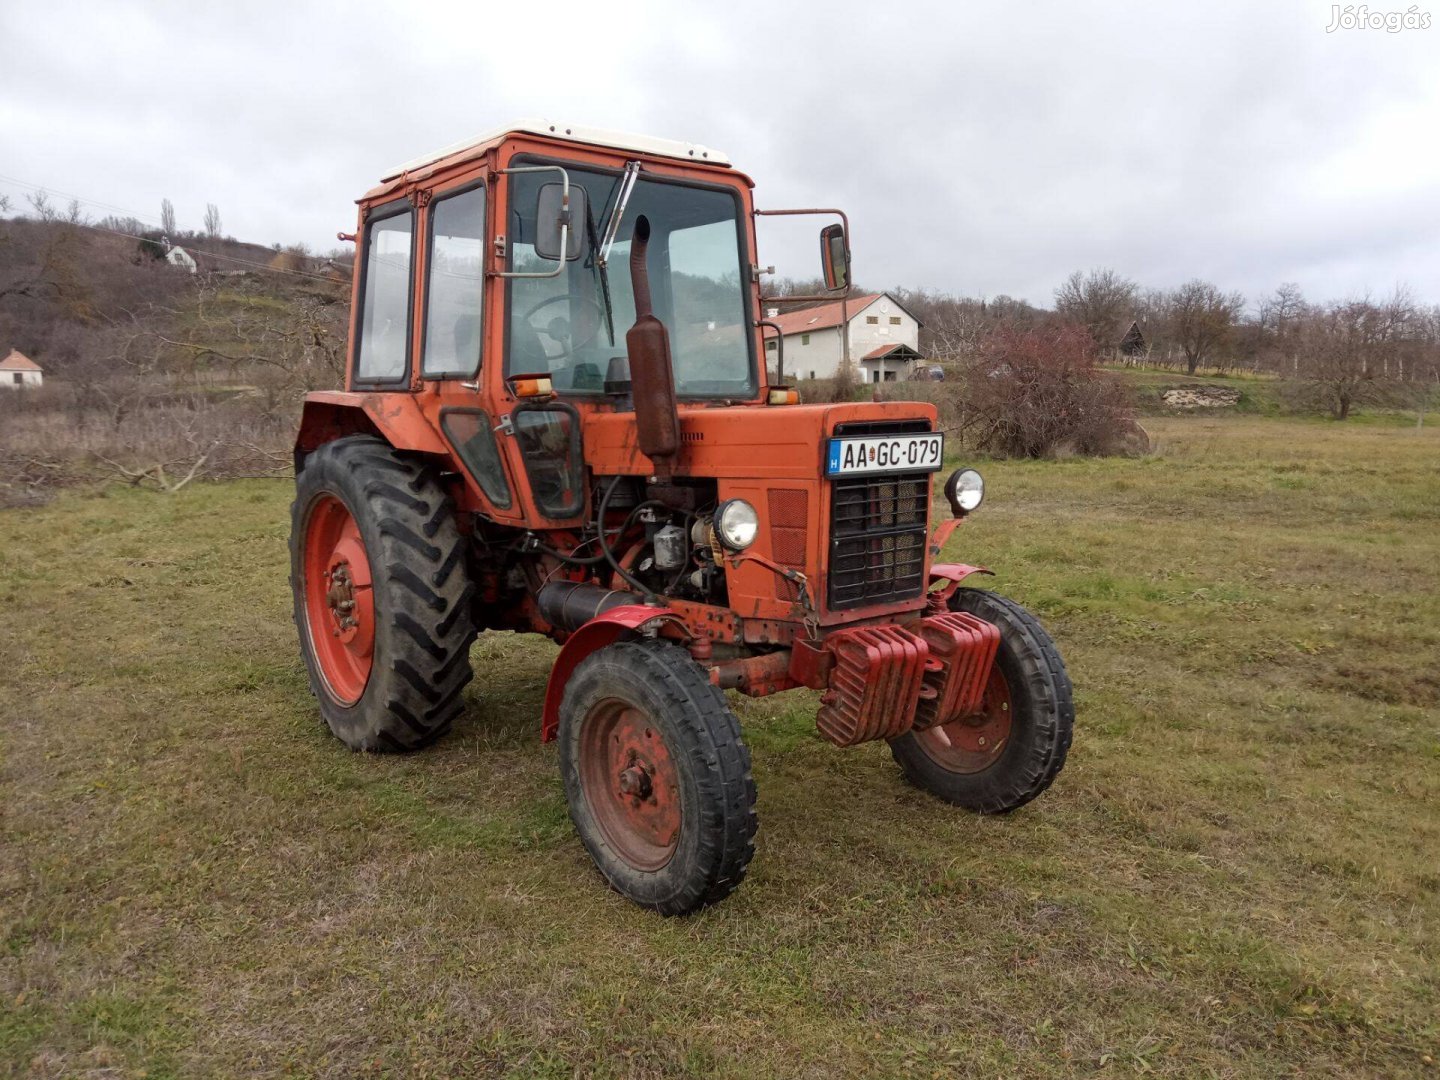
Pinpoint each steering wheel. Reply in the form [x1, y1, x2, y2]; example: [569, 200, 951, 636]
[521, 293, 607, 362]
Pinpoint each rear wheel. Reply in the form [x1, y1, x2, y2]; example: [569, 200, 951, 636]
[889, 589, 1073, 812]
[559, 640, 757, 915]
[290, 436, 476, 751]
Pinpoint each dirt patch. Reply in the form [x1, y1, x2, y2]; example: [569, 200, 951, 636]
[1161, 385, 1242, 409]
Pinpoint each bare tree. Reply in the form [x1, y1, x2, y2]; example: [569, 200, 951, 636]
[1163, 280, 1245, 374]
[204, 203, 222, 240]
[27, 190, 56, 222]
[161, 198, 177, 236]
[1289, 292, 1421, 420]
[1257, 282, 1308, 373]
[0, 194, 10, 213]
[1054, 268, 1138, 354]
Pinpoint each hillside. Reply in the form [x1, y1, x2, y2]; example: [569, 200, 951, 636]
[0, 216, 349, 505]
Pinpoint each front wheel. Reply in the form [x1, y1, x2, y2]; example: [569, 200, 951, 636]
[889, 589, 1073, 813]
[559, 640, 757, 915]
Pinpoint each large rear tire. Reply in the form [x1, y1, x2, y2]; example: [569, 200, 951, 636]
[889, 588, 1073, 812]
[559, 640, 757, 915]
[290, 436, 476, 751]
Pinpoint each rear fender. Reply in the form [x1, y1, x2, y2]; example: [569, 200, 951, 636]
[541, 606, 690, 741]
[295, 391, 449, 465]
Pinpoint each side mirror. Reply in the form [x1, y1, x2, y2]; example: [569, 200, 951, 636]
[534, 182, 586, 262]
[820, 223, 849, 292]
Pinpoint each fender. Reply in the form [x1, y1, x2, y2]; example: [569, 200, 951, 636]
[540, 606, 690, 742]
[927, 562, 994, 608]
[295, 391, 450, 459]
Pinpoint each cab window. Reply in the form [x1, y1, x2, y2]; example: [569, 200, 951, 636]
[422, 185, 486, 378]
[355, 206, 413, 382]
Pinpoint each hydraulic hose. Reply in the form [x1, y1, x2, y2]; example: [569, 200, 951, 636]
[598, 475, 658, 600]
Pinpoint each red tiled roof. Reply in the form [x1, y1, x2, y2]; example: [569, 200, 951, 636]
[861, 344, 923, 361]
[766, 294, 881, 336]
[0, 349, 41, 372]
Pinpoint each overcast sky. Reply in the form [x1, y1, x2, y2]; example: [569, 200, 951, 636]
[3, 0, 1437, 308]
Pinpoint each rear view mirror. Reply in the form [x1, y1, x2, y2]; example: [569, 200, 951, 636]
[535, 183, 587, 262]
[820, 223, 849, 291]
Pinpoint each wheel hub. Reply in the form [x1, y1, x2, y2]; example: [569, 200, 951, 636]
[325, 561, 361, 638]
[617, 763, 654, 800]
[578, 702, 680, 872]
[302, 494, 375, 705]
[916, 665, 1013, 774]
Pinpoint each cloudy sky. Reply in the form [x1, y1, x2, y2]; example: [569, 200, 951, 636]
[3, 0, 1437, 307]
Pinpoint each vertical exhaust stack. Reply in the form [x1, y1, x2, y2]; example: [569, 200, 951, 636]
[625, 215, 681, 480]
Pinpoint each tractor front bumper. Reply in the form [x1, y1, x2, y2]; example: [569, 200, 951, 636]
[706, 609, 1000, 748]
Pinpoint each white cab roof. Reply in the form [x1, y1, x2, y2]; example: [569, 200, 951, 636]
[382, 118, 730, 181]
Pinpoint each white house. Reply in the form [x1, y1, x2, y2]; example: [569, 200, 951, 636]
[0, 349, 42, 388]
[766, 292, 924, 383]
[164, 245, 198, 273]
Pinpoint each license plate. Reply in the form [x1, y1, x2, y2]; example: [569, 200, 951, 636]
[825, 433, 944, 476]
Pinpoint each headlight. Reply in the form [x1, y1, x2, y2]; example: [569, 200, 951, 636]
[944, 468, 984, 516]
[714, 499, 759, 551]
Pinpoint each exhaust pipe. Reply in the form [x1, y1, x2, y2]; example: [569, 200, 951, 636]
[537, 581, 644, 634]
[625, 215, 681, 479]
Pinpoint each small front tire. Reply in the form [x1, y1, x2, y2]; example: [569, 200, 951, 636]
[889, 588, 1073, 813]
[559, 640, 757, 915]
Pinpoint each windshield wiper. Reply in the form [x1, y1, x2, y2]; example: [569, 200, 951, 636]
[584, 200, 615, 345]
[597, 160, 642, 270]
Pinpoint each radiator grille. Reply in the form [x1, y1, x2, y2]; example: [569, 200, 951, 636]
[827, 473, 930, 610]
[767, 489, 809, 602]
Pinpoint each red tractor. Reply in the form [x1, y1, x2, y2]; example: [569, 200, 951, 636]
[290, 120, 1072, 914]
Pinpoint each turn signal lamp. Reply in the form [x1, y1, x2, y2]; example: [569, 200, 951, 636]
[511, 376, 554, 398]
[767, 388, 799, 405]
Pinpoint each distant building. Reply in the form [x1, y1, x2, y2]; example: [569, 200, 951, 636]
[0, 349, 42, 388]
[1118, 320, 1147, 358]
[766, 292, 924, 383]
[316, 258, 353, 285]
[165, 246, 198, 273]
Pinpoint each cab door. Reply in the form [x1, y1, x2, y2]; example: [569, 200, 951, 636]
[418, 177, 523, 521]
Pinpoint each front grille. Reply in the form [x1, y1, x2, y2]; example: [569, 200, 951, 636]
[828, 473, 929, 609]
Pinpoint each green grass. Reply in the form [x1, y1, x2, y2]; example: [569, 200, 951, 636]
[2, 415, 1438, 1077]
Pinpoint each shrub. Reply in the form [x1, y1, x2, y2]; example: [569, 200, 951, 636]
[961, 322, 1141, 457]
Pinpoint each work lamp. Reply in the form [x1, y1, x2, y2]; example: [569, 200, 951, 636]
[944, 468, 984, 516]
[714, 499, 759, 550]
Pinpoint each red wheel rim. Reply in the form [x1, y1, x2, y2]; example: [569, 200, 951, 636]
[302, 494, 375, 705]
[578, 699, 681, 872]
[915, 663, 1013, 774]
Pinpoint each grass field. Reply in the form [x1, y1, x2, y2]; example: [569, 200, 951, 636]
[2, 415, 1438, 1078]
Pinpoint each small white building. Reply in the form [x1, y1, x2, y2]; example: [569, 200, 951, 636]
[165, 245, 198, 273]
[766, 292, 924, 383]
[0, 349, 42, 388]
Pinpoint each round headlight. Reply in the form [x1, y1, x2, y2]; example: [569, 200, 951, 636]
[714, 499, 759, 551]
[945, 468, 984, 516]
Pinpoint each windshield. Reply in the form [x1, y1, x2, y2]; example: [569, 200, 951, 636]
[505, 163, 755, 398]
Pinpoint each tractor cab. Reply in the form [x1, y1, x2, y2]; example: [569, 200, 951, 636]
[290, 121, 1073, 915]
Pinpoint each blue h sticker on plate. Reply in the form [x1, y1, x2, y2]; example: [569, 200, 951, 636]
[826, 440, 840, 474]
